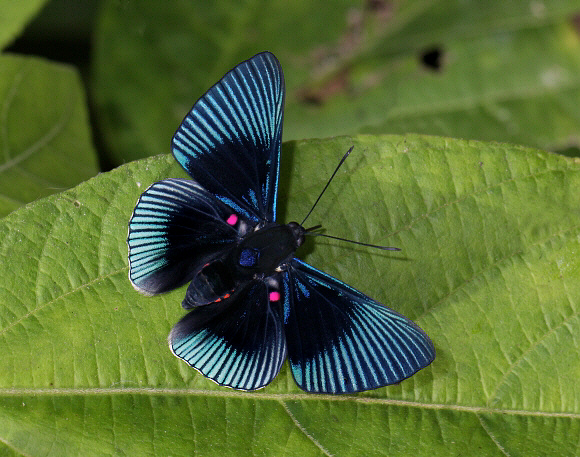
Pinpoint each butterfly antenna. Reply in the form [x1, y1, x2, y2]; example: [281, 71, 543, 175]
[301, 150, 401, 252]
[301, 146, 354, 226]
[305, 227, 401, 251]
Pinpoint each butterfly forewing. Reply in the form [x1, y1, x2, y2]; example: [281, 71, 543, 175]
[283, 259, 435, 394]
[128, 179, 250, 295]
[169, 279, 287, 390]
[172, 51, 284, 222]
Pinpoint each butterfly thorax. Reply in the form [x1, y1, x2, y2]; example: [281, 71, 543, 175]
[183, 222, 305, 308]
[233, 222, 305, 274]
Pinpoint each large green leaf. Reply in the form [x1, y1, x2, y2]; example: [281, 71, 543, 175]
[0, 55, 98, 217]
[0, 0, 48, 50]
[0, 135, 578, 456]
[92, 0, 580, 165]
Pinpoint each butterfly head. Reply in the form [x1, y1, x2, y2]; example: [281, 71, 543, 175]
[286, 221, 306, 248]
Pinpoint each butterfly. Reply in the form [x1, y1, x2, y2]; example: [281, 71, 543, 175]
[128, 52, 435, 394]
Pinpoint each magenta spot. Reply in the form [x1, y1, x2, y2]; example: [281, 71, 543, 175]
[226, 214, 238, 225]
[269, 291, 281, 302]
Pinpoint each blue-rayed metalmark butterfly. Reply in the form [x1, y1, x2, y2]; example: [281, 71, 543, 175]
[128, 52, 435, 393]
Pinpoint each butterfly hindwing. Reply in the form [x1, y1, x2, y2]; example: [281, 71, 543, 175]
[172, 51, 284, 222]
[128, 178, 251, 295]
[284, 259, 435, 394]
[169, 279, 286, 390]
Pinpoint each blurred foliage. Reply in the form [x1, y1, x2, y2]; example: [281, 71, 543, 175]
[91, 0, 580, 164]
[0, 0, 98, 216]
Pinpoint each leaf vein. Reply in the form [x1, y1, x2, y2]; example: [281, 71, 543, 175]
[0, 64, 76, 174]
[0, 433, 34, 457]
[281, 401, 333, 456]
[477, 414, 511, 457]
[489, 307, 580, 406]
[0, 267, 127, 336]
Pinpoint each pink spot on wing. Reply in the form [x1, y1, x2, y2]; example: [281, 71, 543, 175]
[226, 214, 238, 225]
[269, 291, 281, 302]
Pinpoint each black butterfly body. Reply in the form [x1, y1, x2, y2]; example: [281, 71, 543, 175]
[128, 52, 435, 393]
[183, 219, 304, 308]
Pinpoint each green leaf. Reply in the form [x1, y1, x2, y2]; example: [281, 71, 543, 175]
[0, 55, 99, 217]
[91, 0, 580, 165]
[0, 135, 578, 456]
[0, 0, 48, 50]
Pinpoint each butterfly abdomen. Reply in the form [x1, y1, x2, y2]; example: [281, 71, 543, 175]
[183, 259, 237, 308]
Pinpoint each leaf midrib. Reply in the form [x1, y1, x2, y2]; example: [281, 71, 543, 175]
[0, 387, 577, 418]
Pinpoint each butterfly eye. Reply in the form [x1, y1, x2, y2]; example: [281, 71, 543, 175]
[226, 214, 238, 226]
[269, 291, 281, 302]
